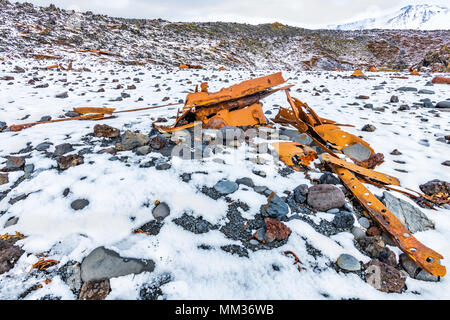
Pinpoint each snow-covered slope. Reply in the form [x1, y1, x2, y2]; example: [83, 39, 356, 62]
[329, 4, 450, 30]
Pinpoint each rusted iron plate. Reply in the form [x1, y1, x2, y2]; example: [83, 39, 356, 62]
[272, 142, 317, 169]
[333, 166, 446, 278]
[432, 76, 450, 84]
[184, 72, 285, 108]
[174, 84, 293, 129]
[73, 107, 115, 115]
[314, 124, 375, 154]
[204, 103, 266, 129]
[351, 69, 365, 77]
[320, 153, 400, 186]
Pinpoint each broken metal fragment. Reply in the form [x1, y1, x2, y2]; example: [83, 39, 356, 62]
[332, 166, 446, 278]
[272, 142, 317, 169]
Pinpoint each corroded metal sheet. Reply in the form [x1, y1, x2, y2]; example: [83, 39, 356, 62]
[320, 153, 400, 186]
[73, 107, 116, 115]
[184, 72, 285, 108]
[314, 124, 375, 154]
[272, 142, 317, 169]
[333, 166, 446, 278]
[204, 103, 267, 129]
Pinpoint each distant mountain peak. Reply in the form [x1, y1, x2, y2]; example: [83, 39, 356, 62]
[328, 4, 449, 30]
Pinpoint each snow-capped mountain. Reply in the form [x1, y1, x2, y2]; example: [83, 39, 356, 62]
[329, 4, 449, 30]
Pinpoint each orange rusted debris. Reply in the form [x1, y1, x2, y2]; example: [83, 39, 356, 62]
[273, 90, 446, 277]
[73, 107, 115, 115]
[333, 166, 446, 278]
[0, 232, 25, 240]
[284, 250, 306, 272]
[273, 96, 378, 168]
[204, 103, 267, 129]
[154, 121, 201, 133]
[7, 113, 110, 132]
[59, 61, 73, 71]
[32, 259, 59, 271]
[272, 142, 317, 170]
[42, 64, 59, 70]
[32, 54, 60, 60]
[133, 228, 151, 235]
[156, 72, 288, 132]
[314, 124, 374, 153]
[320, 153, 399, 186]
[200, 82, 208, 93]
[409, 68, 420, 75]
[179, 64, 203, 70]
[351, 69, 365, 77]
[432, 76, 450, 84]
[185, 72, 285, 108]
[390, 76, 409, 79]
[218, 66, 227, 71]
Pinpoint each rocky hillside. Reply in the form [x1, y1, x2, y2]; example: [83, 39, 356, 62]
[0, 0, 449, 71]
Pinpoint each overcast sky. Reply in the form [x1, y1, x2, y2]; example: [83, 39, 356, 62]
[16, 0, 449, 28]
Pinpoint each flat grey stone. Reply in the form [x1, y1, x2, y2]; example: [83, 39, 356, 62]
[307, 184, 345, 212]
[236, 177, 254, 188]
[279, 128, 313, 145]
[81, 247, 155, 282]
[337, 254, 361, 272]
[4, 217, 18, 228]
[152, 202, 170, 221]
[71, 199, 89, 211]
[214, 180, 238, 195]
[436, 101, 450, 109]
[351, 227, 367, 240]
[397, 87, 417, 92]
[119, 130, 149, 150]
[382, 192, 434, 233]
[135, 146, 151, 155]
[35, 142, 53, 151]
[342, 143, 372, 161]
[358, 217, 371, 229]
[54, 143, 74, 156]
[332, 211, 355, 229]
[260, 194, 289, 220]
[418, 89, 434, 94]
[254, 186, 268, 194]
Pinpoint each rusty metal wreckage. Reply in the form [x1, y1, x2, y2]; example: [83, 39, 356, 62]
[1, 72, 448, 278]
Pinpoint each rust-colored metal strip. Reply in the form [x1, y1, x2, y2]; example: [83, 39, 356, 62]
[153, 121, 200, 133]
[284, 89, 308, 133]
[358, 177, 436, 210]
[320, 153, 400, 186]
[7, 114, 108, 132]
[73, 107, 115, 115]
[184, 72, 285, 108]
[113, 102, 183, 114]
[292, 97, 323, 126]
[333, 165, 446, 278]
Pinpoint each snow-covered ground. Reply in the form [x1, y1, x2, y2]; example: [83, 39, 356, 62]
[0, 56, 449, 300]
